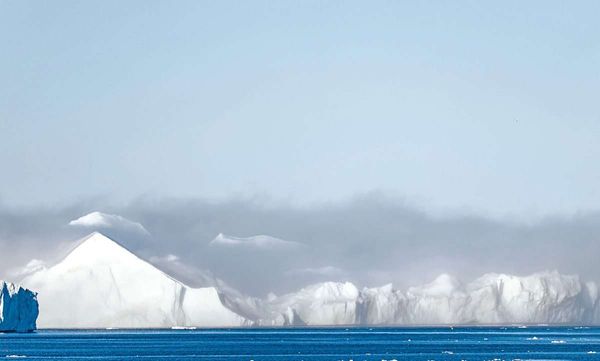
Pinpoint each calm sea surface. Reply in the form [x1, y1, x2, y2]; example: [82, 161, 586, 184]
[1, 327, 600, 360]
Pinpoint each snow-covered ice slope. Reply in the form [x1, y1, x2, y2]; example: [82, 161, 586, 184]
[0, 281, 38, 332]
[21, 232, 250, 328]
[272, 272, 600, 325]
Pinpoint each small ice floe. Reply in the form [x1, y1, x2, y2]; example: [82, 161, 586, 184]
[527, 336, 539, 340]
[5, 356, 27, 359]
[171, 326, 197, 330]
[442, 351, 454, 354]
[588, 351, 597, 354]
[551, 340, 566, 344]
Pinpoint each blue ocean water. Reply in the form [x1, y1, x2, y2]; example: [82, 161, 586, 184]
[1, 327, 600, 360]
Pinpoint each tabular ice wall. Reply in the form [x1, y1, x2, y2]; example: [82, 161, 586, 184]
[268, 272, 600, 326]
[0, 281, 39, 332]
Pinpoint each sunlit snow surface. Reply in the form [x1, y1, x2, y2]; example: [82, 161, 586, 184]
[2, 327, 600, 360]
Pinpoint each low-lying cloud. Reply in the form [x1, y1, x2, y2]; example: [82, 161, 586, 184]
[69, 211, 150, 235]
[286, 266, 345, 277]
[1, 194, 600, 296]
[210, 233, 304, 249]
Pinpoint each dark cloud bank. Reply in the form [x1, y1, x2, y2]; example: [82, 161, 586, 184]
[1, 194, 599, 296]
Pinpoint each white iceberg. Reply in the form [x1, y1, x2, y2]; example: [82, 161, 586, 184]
[272, 271, 600, 325]
[15, 232, 600, 328]
[21, 232, 251, 328]
[268, 282, 359, 325]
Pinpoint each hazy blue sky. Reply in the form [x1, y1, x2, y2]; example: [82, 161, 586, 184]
[1, 1, 599, 216]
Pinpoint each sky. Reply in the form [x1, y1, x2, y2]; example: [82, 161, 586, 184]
[1, 1, 600, 295]
[1, 0, 599, 216]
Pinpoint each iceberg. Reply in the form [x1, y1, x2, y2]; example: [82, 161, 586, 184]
[268, 282, 359, 325]
[273, 272, 600, 325]
[0, 281, 38, 332]
[21, 232, 251, 328]
[15, 231, 600, 328]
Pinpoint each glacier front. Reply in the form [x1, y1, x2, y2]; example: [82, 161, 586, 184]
[0, 281, 39, 332]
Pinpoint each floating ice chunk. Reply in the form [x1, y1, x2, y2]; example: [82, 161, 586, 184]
[0, 281, 38, 333]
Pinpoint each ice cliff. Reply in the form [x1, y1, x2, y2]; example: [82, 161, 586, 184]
[0, 281, 38, 332]
[270, 271, 600, 325]
[268, 282, 359, 325]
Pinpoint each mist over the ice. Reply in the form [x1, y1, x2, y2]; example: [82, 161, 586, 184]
[2, 194, 600, 296]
